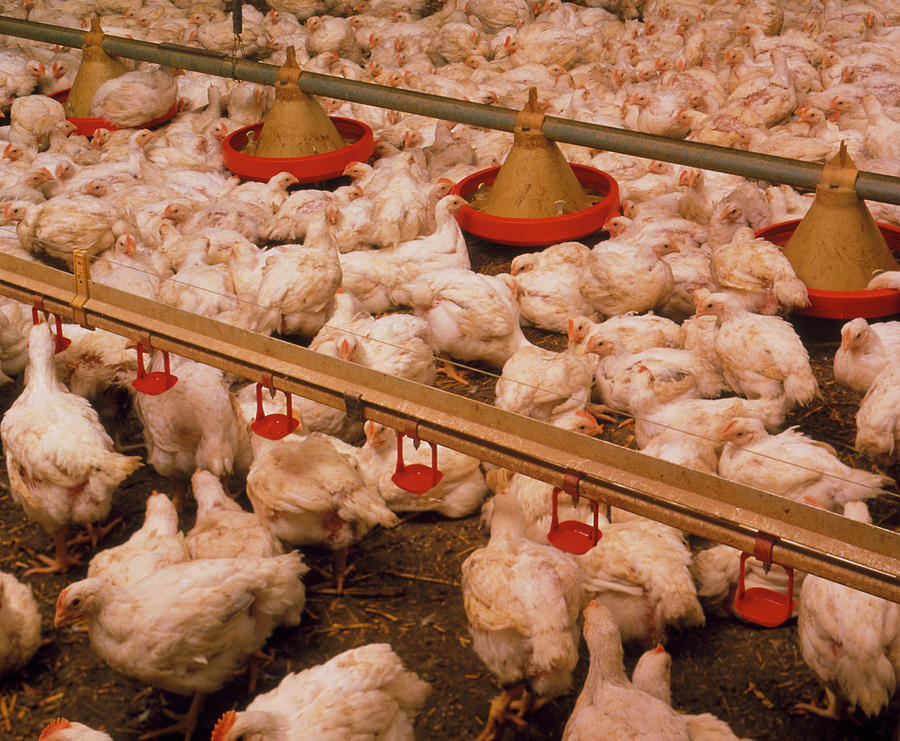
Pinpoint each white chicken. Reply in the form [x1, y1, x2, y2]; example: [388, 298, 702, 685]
[210, 643, 430, 741]
[575, 518, 705, 648]
[462, 491, 586, 740]
[54, 552, 308, 741]
[695, 291, 818, 409]
[514, 262, 598, 334]
[855, 365, 900, 467]
[0, 322, 142, 574]
[8, 93, 65, 150]
[718, 417, 893, 511]
[795, 501, 900, 721]
[562, 601, 691, 740]
[0, 570, 41, 677]
[245, 434, 398, 592]
[37, 719, 113, 741]
[90, 66, 179, 128]
[833, 317, 900, 393]
[87, 491, 189, 589]
[354, 419, 488, 518]
[186, 469, 284, 560]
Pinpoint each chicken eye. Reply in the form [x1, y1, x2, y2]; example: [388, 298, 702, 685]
[71, 597, 81, 607]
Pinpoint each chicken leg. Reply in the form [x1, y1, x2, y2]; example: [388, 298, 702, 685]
[475, 685, 529, 741]
[792, 687, 847, 720]
[138, 692, 205, 741]
[24, 527, 83, 576]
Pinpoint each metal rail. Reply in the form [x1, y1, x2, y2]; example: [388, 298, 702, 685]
[1, 250, 898, 603]
[2, 15, 900, 205]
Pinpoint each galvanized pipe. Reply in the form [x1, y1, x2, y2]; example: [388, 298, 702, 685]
[3, 15, 900, 206]
[1, 250, 899, 604]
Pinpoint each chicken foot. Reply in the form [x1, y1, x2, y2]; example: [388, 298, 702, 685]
[138, 692, 205, 741]
[308, 548, 355, 593]
[66, 516, 123, 549]
[24, 527, 83, 576]
[436, 354, 469, 386]
[474, 685, 530, 741]
[792, 687, 850, 720]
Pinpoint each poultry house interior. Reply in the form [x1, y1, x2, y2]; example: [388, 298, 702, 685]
[1, 0, 900, 739]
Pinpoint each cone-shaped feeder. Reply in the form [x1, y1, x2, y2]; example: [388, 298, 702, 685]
[781, 143, 898, 290]
[64, 18, 128, 118]
[480, 88, 589, 218]
[251, 46, 345, 158]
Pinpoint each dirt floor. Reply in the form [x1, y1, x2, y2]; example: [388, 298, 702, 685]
[1, 229, 899, 741]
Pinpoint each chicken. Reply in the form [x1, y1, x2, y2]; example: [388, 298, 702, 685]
[718, 417, 893, 511]
[706, 182, 772, 248]
[855, 365, 900, 467]
[0, 322, 142, 574]
[255, 213, 342, 338]
[211, 643, 430, 740]
[87, 491, 189, 588]
[695, 291, 818, 409]
[37, 719, 112, 741]
[462, 491, 586, 740]
[562, 602, 690, 740]
[576, 518, 705, 648]
[193, 5, 270, 59]
[515, 262, 598, 334]
[90, 66, 179, 128]
[392, 268, 532, 372]
[466, 0, 533, 34]
[133, 354, 252, 505]
[630, 643, 752, 740]
[495, 340, 595, 423]
[0, 570, 41, 677]
[186, 469, 284, 560]
[245, 434, 398, 592]
[571, 311, 683, 353]
[54, 552, 308, 741]
[355, 419, 488, 518]
[306, 15, 364, 65]
[8, 93, 65, 150]
[266, 183, 359, 243]
[709, 226, 809, 314]
[833, 317, 900, 393]
[795, 501, 900, 721]
[580, 238, 674, 318]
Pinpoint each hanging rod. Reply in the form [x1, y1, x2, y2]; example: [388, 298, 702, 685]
[1, 250, 898, 603]
[2, 15, 900, 206]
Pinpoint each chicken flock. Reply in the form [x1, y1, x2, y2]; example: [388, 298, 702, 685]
[1, 0, 900, 738]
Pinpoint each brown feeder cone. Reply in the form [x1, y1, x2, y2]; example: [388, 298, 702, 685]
[64, 18, 128, 117]
[481, 88, 589, 218]
[253, 46, 345, 159]
[782, 142, 898, 290]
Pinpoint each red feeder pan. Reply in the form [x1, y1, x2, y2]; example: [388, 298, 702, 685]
[131, 343, 177, 395]
[222, 117, 374, 183]
[391, 430, 443, 495]
[451, 164, 619, 247]
[250, 383, 300, 440]
[51, 88, 178, 138]
[733, 553, 796, 628]
[546, 487, 602, 555]
[756, 220, 900, 319]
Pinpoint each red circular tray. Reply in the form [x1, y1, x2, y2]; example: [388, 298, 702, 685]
[755, 220, 900, 319]
[51, 88, 177, 137]
[222, 117, 374, 183]
[450, 164, 619, 247]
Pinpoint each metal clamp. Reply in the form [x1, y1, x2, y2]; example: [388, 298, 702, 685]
[70, 250, 92, 329]
[753, 531, 778, 573]
[343, 391, 363, 422]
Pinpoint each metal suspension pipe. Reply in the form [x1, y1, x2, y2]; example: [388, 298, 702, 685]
[1, 250, 898, 604]
[3, 15, 900, 206]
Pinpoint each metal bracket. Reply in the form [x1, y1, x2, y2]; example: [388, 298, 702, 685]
[71, 250, 92, 329]
[403, 418, 421, 449]
[753, 532, 778, 573]
[343, 391, 363, 422]
[561, 469, 581, 502]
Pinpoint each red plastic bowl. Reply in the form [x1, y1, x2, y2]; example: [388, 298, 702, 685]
[755, 220, 900, 319]
[51, 88, 177, 137]
[450, 164, 620, 247]
[222, 117, 374, 183]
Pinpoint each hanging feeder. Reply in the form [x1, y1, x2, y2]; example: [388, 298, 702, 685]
[221, 46, 374, 183]
[131, 341, 177, 395]
[250, 377, 300, 440]
[63, 18, 128, 118]
[31, 304, 70, 353]
[546, 477, 602, 555]
[391, 421, 443, 495]
[732, 533, 796, 628]
[450, 88, 619, 246]
[756, 143, 900, 319]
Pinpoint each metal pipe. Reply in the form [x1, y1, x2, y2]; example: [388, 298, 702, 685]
[1, 250, 899, 604]
[3, 15, 900, 205]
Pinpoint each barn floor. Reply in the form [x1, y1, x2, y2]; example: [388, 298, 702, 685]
[1, 230, 899, 741]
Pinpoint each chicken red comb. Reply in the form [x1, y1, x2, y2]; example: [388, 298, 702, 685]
[210, 710, 237, 741]
[653, 643, 665, 653]
[40, 719, 71, 739]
